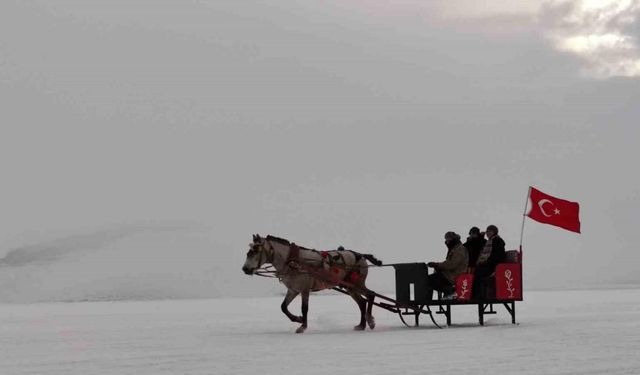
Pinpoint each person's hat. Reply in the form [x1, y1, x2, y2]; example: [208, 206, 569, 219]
[486, 225, 498, 233]
[444, 231, 461, 241]
[469, 227, 481, 236]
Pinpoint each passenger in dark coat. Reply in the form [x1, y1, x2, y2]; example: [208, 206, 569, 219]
[474, 225, 506, 279]
[463, 226, 486, 270]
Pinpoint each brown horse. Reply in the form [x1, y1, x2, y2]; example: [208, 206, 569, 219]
[241, 234, 382, 333]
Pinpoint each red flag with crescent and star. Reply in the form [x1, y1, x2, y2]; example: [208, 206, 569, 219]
[527, 187, 581, 233]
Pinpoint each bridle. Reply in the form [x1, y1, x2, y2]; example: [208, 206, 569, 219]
[253, 239, 277, 278]
[252, 239, 312, 279]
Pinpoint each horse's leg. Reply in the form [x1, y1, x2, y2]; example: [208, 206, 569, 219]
[365, 292, 376, 329]
[295, 290, 309, 333]
[349, 291, 367, 331]
[358, 264, 375, 329]
[281, 289, 302, 323]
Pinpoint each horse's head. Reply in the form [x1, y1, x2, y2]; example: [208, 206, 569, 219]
[242, 234, 270, 275]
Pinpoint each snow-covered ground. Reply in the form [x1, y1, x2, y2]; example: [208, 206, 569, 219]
[2, 289, 639, 375]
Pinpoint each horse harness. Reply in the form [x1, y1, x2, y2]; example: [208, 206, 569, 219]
[281, 241, 364, 283]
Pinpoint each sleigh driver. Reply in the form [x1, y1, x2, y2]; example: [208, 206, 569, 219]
[426, 231, 469, 300]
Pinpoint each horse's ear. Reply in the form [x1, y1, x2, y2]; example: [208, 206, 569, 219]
[256, 234, 262, 241]
[252, 234, 257, 242]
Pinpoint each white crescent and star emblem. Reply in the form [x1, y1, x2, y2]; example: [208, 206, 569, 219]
[538, 199, 561, 217]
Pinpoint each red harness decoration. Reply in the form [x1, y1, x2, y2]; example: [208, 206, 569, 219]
[348, 271, 360, 283]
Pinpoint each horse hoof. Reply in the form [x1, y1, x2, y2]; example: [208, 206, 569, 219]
[353, 324, 366, 331]
[295, 325, 307, 334]
[366, 316, 376, 329]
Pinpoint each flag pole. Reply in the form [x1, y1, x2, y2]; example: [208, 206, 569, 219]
[519, 186, 532, 258]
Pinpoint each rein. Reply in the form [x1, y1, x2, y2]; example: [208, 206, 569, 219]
[255, 264, 278, 278]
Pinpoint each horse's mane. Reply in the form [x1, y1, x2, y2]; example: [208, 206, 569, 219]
[266, 235, 315, 251]
[265, 235, 290, 245]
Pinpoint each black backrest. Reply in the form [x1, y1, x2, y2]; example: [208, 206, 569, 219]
[393, 263, 430, 305]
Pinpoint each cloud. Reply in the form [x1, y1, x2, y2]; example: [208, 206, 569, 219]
[431, 0, 540, 19]
[542, 0, 640, 78]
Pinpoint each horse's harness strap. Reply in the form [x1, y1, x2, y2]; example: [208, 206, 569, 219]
[264, 241, 275, 264]
[324, 250, 354, 271]
[286, 243, 301, 269]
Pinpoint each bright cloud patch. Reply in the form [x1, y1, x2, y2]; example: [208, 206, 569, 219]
[544, 0, 640, 78]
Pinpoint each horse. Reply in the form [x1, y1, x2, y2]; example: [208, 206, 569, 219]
[241, 234, 382, 333]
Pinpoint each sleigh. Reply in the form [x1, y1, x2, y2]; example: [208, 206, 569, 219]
[385, 250, 522, 327]
[328, 250, 523, 328]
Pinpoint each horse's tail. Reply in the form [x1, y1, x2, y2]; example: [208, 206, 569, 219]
[362, 254, 383, 267]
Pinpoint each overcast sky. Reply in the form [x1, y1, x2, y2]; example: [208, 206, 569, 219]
[1, 0, 639, 301]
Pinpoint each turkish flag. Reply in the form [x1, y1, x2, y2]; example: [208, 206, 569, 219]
[527, 187, 581, 233]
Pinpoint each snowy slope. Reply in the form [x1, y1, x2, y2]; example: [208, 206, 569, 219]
[0, 226, 284, 303]
[2, 289, 639, 375]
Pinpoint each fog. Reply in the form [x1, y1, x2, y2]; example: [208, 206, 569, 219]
[1, 0, 639, 302]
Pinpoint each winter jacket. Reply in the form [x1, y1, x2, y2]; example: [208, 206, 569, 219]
[436, 242, 469, 284]
[463, 236, 486, 267]
[476, 235, 506, 271]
